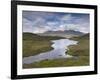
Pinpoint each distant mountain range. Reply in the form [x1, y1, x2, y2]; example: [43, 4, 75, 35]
[37, 30, 85, 38]
[45, 30, 84, 35]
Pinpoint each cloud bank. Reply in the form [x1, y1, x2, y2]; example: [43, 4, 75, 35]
[22, 11, 90, 33]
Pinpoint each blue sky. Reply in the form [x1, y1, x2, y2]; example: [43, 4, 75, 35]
[22, 11, 90, 33]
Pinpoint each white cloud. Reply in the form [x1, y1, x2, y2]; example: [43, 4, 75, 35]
[23, 17, 50, 33]
[22, 18, 33, 33]
[59, 14, 90, 33]
[61, 14, 72, 21]
[54, 22, 89, 33]
[33, 27, 48, 33]
[23, 11, 90, 33]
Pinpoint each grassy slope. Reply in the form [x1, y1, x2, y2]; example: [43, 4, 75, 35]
[23, 33, 64, 57]
[66, 33, 90, 65]
[68, 34, 89, 56]
[23, 34, 89, 68]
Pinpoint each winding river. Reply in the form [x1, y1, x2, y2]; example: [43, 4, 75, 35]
[23, 39, 78, 64]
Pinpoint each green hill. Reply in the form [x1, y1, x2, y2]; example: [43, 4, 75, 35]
[68, 33, 89, 55]
[23, 33, 90, 68]
[23, 32, 64, 40]
[23, 32, 64, 57]
[66, 33, 90, 65]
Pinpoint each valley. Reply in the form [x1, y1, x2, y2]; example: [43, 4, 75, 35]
[23, 32, 89, 68]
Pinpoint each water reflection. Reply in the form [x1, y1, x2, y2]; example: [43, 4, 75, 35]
[23, 39, 78, 64]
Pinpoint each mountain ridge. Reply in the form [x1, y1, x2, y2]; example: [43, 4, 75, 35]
[37, 30, 85, 38]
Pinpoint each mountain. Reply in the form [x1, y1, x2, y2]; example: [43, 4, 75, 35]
[37, 30, 84, 38]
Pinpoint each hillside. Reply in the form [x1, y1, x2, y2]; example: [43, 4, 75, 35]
[23, 32, 64, 40]
[23, 33, 90, 68]
[23, 32, 64, 57]
[66, 33, 90, 65]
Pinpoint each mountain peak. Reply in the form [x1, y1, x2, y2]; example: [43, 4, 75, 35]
[44, 30, 84, 35]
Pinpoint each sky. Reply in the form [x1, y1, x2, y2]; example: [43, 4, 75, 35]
[22, 11, 90, 33]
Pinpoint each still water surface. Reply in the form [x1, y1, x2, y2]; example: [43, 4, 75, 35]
[23, 39, 78, 64]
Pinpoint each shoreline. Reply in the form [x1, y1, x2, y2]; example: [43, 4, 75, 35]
[23, 33, 65, 57]
[23, 34, 89, 68]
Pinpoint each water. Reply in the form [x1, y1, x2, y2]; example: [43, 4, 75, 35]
[23, 39, 78, 64]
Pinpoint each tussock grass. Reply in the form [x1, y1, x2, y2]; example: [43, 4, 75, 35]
[23, 33, 89, 68]
[23, 32, 64, 57]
